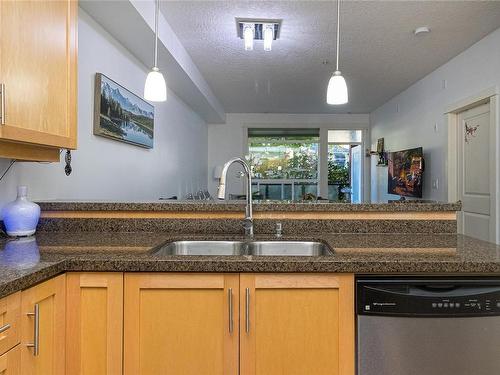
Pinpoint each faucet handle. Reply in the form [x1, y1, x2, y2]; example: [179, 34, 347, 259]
[276, 222, 282, 238]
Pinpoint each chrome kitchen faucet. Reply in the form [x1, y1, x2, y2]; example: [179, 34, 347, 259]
[217, 158, 253, 237]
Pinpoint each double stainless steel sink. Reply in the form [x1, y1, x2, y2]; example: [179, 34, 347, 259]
[153, 240, 333, 257]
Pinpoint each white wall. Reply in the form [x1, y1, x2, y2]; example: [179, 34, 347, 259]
[208, 113, 370, 199]
[0, 9, 208, 216]
[371, 27, 500, 203]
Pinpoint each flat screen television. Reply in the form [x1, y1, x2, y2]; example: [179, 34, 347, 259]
[387, 147, 424, 198]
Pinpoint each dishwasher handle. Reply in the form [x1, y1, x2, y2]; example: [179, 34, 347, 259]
[364, 284, 500, 298]
[409, 285, 500, 297]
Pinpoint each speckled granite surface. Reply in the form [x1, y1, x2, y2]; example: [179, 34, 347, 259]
[36, 217, 457, 234]
[0, 231, 498, 299]
[37, 200, 462, 212]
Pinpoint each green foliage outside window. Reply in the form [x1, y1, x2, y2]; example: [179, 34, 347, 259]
[248, 138, 319, 180]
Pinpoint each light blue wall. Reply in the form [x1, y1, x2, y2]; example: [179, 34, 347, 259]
[371, 27, 500, 203]
[0, 10, 208, 216]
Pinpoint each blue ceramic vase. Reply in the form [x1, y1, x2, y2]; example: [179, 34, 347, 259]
[2, 186, 40, 237]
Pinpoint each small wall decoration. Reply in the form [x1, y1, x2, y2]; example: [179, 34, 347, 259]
[374, 138, 388, 166]
[376, 138, 384, 153]
[94, 73, 154, 148]
[464, 121, 480, 144]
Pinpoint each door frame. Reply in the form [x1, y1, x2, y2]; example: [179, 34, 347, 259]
[446, 87, 499, 243]
[326, 129, 367, 203]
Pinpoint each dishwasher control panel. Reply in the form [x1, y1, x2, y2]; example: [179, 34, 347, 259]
[357, 277, 500, 317]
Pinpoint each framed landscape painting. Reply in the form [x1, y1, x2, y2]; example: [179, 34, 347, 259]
[94, 73, 154, 148]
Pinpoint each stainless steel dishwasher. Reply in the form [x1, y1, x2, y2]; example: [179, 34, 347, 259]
[357, 277, 500, 375]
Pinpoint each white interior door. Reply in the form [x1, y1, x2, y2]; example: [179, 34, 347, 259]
[457, 103, 493, 241]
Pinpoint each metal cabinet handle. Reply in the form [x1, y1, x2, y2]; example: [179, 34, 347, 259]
[0, 323, 10, 334]
[26, 304, 40, 356]
[245, 288, 250, 333]
[0, 83, 5, 125]
[228, 288, 233, 333]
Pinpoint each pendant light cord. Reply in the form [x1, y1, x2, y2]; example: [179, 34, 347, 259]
[154, 0, 159, 69]
[336, 0, 341, 71]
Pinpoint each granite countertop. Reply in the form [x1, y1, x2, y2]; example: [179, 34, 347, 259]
[37, 200, 462, 212]
[0, 231, 498, 298]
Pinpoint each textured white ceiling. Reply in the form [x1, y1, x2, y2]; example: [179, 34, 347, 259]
[161, 1, 500, 114]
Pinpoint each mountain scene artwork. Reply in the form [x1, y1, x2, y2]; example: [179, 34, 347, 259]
[94, 73, 155, 148]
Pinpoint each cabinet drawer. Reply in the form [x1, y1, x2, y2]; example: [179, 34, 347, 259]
[0, 293, 20, 356]
[0, 345, 21, 375]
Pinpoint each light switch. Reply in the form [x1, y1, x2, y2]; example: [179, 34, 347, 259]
[432, 179, 439, 190]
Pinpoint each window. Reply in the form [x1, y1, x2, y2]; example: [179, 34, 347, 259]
[248, 128, 319, 200]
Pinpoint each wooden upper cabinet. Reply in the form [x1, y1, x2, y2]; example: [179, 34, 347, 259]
[124, 273, 239, 375]
[240, 273, 355, 375]
[20, 274, 66, 375]
[66, 273, 123, 375]
[0, 0, 77, 154]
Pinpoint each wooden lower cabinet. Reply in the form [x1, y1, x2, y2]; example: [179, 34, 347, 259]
[3, 271, 354, 375]
[124, 273, 239, 375]
[0, 345, 21, 375]
[240, 273, 355, 375]
[0, 292, 21, 356]
[66, 273, 123, 375]
[20, 274, 65, 375]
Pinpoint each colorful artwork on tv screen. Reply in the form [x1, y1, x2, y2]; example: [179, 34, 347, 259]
[388, 147, 424, 198]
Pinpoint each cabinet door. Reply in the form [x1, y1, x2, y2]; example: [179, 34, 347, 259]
[124, 273, 239, 375]
[0, 292, 20, 356]
[0, 345, 21, 375]
[20, 274, 65, 375]
[0, 0, 77, 149]
[66, 273, 123, 375]
[240, 273, 355, 375]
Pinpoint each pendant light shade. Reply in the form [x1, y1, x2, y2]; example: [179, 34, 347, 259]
[144, 0, 167, 102]
[327, 70, 348, 105]
[144, 67, 167, 102]
[326, 0, 348, 105]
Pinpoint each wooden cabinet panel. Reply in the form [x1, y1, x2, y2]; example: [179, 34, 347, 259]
[240, 273, 355, 375]
[0, 345, 21, 375]
[0, 293, 20, 356]
[66, 272, 123, 375]
[20, 274, 65, 375]
[0, 0, 77, 151]
[0, 141, 60, 162]
[124, 273, 239, 375]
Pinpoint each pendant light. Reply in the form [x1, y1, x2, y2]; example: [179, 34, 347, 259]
[144, 0, 167, 102]
[326, 0, 348, 105]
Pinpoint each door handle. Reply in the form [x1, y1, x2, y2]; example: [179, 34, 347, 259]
[26, 304, 40, 356]
[0, 83, 5, 125]
[228, 288, 233, 334]
[245, 288, 250, 333]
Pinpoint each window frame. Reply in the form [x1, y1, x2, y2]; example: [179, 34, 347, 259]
[243, 126, 368, 202]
